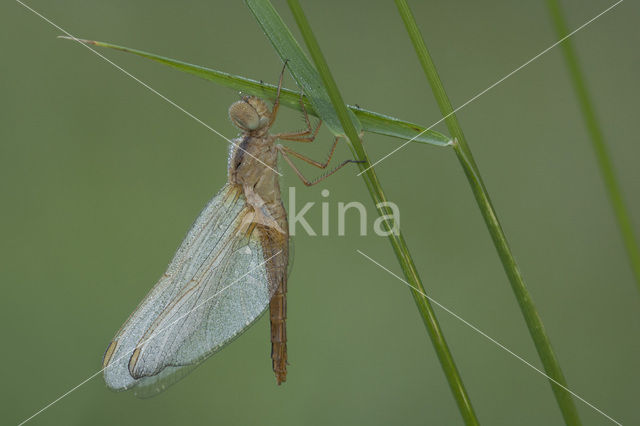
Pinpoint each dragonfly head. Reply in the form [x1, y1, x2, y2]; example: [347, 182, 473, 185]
[229, 95, 271, 133]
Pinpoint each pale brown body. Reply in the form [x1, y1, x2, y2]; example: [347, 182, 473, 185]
[226, 66, 362, 384]
[98, 63, 360, 394]
[227, 106, 289, 384]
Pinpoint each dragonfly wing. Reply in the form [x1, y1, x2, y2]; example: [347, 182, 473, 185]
[129, 363, 200, 398]
[103, 184, 282, 395]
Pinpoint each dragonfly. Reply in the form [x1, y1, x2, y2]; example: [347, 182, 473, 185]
[101, 62, 363, 397]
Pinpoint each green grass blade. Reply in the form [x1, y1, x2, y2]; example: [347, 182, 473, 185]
[247, 0, 479, 424]
[394, 1, 582, 424]
[355, 107, 450, 146]
[546, 0, 640, 291]
[242, 0, 350, 136]
[59, 37, 449, 147]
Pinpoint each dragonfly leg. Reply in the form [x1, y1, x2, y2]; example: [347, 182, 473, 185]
[274, 91, 322, 142]
[267, 60, 289, 128]
[277, 139, 364, 186]
[279, 136, 340, 169]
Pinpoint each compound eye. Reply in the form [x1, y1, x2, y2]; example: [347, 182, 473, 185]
[229, 101, 260, 130]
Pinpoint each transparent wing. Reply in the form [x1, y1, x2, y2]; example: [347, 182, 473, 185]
[102, 184, 283, 396]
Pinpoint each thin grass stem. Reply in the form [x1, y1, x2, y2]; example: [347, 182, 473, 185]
[546, 0, 640, 291]
[285, 0, 479, 424]
[394, 0, 582, 424]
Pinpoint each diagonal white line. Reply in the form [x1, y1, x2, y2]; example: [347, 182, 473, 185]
[356, 249, 622, 425]
[16, 0, 283, 176]
[17, 249, 283, 426]
[358, 0, 624, 176]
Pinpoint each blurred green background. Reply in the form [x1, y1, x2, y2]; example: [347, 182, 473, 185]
[2, 1, 639, 425]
